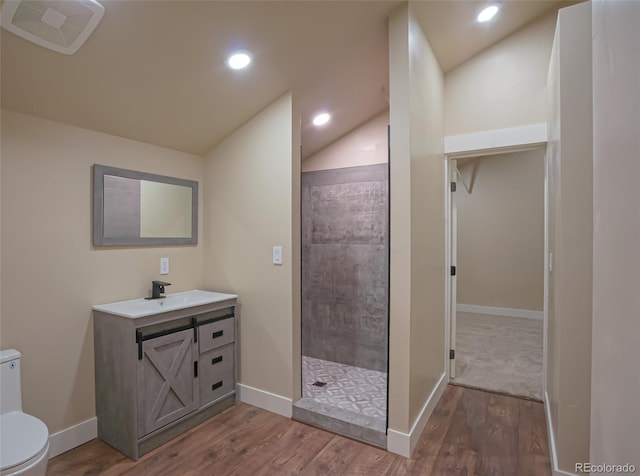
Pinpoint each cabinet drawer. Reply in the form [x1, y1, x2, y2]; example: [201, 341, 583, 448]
[199, 344, 234, 404]
[198, 317, 234, 353]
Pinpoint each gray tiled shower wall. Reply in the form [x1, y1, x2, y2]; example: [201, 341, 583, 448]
[301, 164, 389, 372]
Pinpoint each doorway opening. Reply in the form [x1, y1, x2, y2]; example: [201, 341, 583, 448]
[447, 134, 547, 402]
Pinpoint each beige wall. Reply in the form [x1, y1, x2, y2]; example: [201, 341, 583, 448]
[388, 6, 412, 433]
[302, 111, 388, 172]
[444, 9, 557, 136]
[0, 110, 205, 434]
[202, 93, 299, 400]
[590, 0, 640, 468]
[456, 150, 544, 311]
[388, 3, 445, 437]
[408, 5, 446, 427]
[546, 2, 593, 472]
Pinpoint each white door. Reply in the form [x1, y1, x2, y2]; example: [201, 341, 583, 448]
[450, 162, 458, 378]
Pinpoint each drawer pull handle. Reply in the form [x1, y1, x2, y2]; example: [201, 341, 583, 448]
[212, 381, 223, 391]
[212, 356, 223, 365]
[212, 330, 224, 339]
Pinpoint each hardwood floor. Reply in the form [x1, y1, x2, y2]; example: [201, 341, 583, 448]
[48, 385, 551, 475]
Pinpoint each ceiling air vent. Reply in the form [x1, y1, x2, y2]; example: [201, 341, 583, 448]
[1, 0, 105, 55]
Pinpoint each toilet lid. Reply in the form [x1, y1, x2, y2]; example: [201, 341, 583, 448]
[0, 411, 49, 471]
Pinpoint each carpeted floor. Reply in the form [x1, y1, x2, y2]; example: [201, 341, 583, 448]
[453, 312, 543, 401]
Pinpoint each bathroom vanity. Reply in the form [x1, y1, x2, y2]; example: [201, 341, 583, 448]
[93, 290, 238, 460]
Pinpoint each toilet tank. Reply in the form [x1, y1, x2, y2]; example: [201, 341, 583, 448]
[0, 349, 23, 414]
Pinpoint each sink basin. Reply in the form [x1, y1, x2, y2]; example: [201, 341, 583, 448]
[93, 289, 238, 318]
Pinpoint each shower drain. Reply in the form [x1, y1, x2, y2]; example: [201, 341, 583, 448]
[312, 381, 327, 387]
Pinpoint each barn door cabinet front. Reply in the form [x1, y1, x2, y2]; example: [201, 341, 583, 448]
[137, 328, 199, 437]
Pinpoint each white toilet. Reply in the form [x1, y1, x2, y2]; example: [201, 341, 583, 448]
[0, 350, 49, 476]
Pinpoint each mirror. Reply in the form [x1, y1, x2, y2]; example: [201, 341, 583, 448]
[93, 164, 198, 246]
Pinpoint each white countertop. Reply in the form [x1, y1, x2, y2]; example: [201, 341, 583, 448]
[92, 289, 238, 318]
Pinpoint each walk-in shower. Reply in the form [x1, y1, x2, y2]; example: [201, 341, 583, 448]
[293, 163, 389, 448]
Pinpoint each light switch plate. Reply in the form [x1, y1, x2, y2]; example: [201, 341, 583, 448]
[160, 257, 170, 275]
[273, 246, 283, 265]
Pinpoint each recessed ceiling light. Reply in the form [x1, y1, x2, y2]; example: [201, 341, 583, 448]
[477, 5, 499, 23]
[226, 51, 252, 70]
[313, 113, 331, 127]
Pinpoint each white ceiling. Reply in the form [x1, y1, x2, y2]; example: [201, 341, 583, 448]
[1, 1, 565, 158]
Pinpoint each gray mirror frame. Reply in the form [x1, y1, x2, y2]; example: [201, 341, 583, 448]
[93, 164, 198, 246]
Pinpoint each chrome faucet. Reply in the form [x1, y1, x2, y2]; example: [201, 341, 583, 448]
[148, 280, 171, 299]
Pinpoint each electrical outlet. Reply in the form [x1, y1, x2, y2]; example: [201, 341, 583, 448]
[160, 257, 170, 275]
[273, 246, 282, 265]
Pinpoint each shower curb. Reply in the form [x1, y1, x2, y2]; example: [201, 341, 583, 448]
[292, 397, 387, 449]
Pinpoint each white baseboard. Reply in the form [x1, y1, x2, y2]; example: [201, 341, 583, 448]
[387, 372, 447, 457]
[48, 417, 97, 458]
[457, 304, 543, 320]
[237, 383, 292, 418]
[544, 391, 578, 476]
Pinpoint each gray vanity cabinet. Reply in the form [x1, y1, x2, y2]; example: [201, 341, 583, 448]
[93, 296, 237, 461]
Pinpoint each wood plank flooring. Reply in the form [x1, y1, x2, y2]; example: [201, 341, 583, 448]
[48, 385, 551, 476]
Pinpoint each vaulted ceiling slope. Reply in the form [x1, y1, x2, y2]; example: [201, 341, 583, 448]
[1, 1, 562, 158]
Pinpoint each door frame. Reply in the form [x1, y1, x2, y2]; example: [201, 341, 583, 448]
[443, 124, 548, 385]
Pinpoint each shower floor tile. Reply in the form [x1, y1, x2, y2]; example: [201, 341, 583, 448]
[302, 356, 387, 420]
